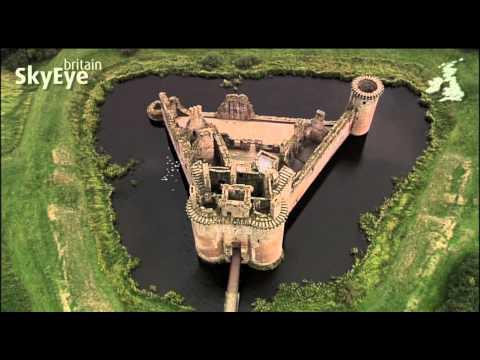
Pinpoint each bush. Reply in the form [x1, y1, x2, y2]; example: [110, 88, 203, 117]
[25, 48, 59, 62]
[1, 48, 60, 71]
[103, 158, 138, 179]
[198, 54, 223, 70]
[119, 49, 138, 56]
[232, 77, 242, 86]
[233, 55, 262, 70]
[162, 290, 185, 306]
[440, 252, 479, 312]
[220, 79, 233, 88]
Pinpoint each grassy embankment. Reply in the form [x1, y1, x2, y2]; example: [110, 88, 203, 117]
[1, 70, 36, 311]
[1, 50, 191, 311]
[1, 49, 478, 311]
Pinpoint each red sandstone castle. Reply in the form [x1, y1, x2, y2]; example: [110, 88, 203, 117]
[147, 75, 384, 270]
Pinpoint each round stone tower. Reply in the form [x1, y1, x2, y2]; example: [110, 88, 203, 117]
[348, 75, 384, 136]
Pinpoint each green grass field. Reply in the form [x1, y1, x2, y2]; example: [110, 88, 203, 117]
[1, 49, 478, 312]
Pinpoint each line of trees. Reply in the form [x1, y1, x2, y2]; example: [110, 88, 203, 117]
[1, 48, 60, 71]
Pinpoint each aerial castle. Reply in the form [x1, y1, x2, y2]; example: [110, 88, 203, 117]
[147, 75, 384, 270]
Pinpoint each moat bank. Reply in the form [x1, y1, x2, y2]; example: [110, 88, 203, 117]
[98, 75, 428, 312]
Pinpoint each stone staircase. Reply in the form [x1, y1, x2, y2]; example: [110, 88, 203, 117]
[191, 161, 207, 193]
[273, 166, 295, 197]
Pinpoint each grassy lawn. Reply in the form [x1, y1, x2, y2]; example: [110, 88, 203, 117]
[1, 49, 478, 312]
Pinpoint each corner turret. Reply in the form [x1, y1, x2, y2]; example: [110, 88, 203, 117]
[348, 75, 384, 136]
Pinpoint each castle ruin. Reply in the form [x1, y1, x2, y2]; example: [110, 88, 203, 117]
[147, 75, 384, 310]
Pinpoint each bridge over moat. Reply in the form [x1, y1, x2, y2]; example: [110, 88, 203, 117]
[147, 75, 384, 312]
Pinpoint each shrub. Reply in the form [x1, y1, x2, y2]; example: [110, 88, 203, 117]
[440, 252, 479, 312]
[1, 48, 59, 70]
[162, 290, 185, 306]
[103, 158, 138, 179]
[220, 79, 233, 88]
[233, 55, 262, 70]
[25, 48, 59, 62]
[198, 54, 223, 70]
[119, 49, 138, 56]
[232, 77, 242, 86]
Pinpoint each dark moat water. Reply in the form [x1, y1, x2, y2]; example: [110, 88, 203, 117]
[98, 75, 429, 312]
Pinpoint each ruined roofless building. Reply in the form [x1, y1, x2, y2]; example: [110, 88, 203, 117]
[147, 75, 384, 270]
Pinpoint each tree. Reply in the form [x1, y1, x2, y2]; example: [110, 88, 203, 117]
[1, 48, 59, 70]
[441, 252, 479, 312]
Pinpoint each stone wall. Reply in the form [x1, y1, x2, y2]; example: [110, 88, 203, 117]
[212, 132, 232, 167]
[157, 93, 194, 185]
[350, 97, 381, 136]
[349, 76, 384, 136]
[186, 197, 288, 268]
[190, 214, 286, 268]
[289, 113, 353, 212]
[192, 128, 214, 164]
[216, 94, 255, 120]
